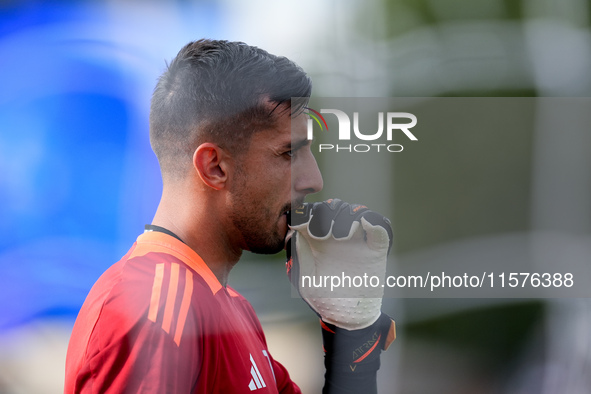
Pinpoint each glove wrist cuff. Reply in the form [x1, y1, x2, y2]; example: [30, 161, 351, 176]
[321, 313, 395, 371]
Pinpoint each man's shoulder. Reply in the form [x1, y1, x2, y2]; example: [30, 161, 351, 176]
[78, 233, 220, 335]
[105, 234, 218, 308]
[69, 235, 217, 355]
[128, 231, 225, 294]
[65, 237, 210, 392]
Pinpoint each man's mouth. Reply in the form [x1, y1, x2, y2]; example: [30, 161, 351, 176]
[281, 200, 304, 229]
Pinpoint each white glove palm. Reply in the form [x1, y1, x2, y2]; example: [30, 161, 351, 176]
[287, 199, 392, 330]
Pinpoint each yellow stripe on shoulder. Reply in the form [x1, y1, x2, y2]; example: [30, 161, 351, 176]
[148, 263, 165, 323]
[146, 262, 195, 346]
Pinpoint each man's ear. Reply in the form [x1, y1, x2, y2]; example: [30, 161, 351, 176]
[193, 143, 231, 190]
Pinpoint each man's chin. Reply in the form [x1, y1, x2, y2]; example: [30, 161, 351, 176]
[248, 242, 286, 255]
[246, 232, 287, 255]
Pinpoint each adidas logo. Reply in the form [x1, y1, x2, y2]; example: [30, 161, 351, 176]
[248, 354, 266, 391]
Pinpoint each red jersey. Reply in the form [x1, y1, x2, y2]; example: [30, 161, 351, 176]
[65, 231, 301, 394]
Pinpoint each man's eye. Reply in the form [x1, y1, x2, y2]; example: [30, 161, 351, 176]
[285, 150, 294, 157]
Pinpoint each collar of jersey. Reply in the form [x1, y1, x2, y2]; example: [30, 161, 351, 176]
[132, 231, 226, 295]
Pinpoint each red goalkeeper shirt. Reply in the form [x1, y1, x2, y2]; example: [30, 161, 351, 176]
[65, 231, 300, 393]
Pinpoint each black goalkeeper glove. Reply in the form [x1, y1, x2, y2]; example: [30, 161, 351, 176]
[286, 199, 396, 394]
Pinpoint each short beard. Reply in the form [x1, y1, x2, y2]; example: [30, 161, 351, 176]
[228, 169, 288, 255]
[230, 206, 286, 254]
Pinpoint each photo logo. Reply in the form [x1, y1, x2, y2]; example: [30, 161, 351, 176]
[306, 108, 417, 153]
[305, 107, 329, 137]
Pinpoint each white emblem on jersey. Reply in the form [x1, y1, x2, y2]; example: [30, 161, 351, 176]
[248, 354, 266, 391]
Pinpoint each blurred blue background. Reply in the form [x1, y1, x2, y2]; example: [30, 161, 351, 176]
[0, 1, 222, 330]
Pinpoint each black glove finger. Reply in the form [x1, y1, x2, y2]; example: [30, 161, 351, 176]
[294, 199, 393, 254]
[308, 199, 344, 238]
[332, 203, 370, 239]
[289, 203, 312, 227]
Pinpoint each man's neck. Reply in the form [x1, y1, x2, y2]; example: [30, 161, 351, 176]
[151, 195, 241, 287]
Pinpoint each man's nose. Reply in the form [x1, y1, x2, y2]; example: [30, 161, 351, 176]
[293, 151, 323, 195]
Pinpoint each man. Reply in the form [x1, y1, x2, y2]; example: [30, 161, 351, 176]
[65, 39, 394, 393]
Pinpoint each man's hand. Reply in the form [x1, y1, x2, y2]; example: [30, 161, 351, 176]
[286, 199, 393, 330]
[286, 199, 396, 393]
